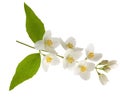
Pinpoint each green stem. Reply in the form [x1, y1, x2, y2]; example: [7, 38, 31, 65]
[57, 54, 64, 58]
[16, 40, 102, 76]
[41, 49, 64, 58]
[95, 68, 100, 75]
[39, 50, 46, 56]
[95, 64, 101, 75]
[85, 57, 87, 60]
[16, 40, 64, 58]
[16, 40, 35, 49]
[96, 67, 103, 70]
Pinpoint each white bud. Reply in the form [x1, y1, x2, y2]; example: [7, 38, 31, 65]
[99, 74, 109, 85]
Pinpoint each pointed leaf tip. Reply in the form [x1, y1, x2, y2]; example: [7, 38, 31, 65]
[24, 3, 45, 43]
[9, 53, 41, 90]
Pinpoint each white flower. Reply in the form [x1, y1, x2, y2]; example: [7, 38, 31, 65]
[99, 74, 109, 85]
[42, 53, 60, 72]
[60, 37, 83, 50]
[74, 60, 95, 80]
[63, 49, 82, 68]
[34, 30, 59, 53]
[86, 44, 102, 61]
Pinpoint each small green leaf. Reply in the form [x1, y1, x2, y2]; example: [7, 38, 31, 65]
[9, 53, 40, 90]
[24, 3, 45, 43]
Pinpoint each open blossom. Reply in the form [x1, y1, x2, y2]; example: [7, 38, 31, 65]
[99, 74, 109, 85]
[60, 37, 83, 50]
[34, 30, 60, 53]
[74, 60, 95, 80]
[86, 44, 102, 61]
[42, 53, 60, 72]
[63, 49, 82, 68]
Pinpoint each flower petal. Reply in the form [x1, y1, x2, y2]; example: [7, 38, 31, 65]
[78, 60, 87, 66]
[71, 48, 82, 59]
[64, 49, 72, 57]
[91, 53, 102, 61]
[63, 49, 81, 69]
[63, 58, 75, 69]
[51, 54, 60, 65]
[34, 40, 44, 50]
[64, 48, 82, 59]
[43, 30, 52, 40]
[80, 72, 90, 80]
[87, 62, 95, 71]
[65, 37, 76, 48]
[42, 57, 49, 72]
[86, 44, 94, 55]
[52, 38, 60, 48]
[45, 47, 57, 54]
[66, 37, 76, 44]
[59, 38, 67, 50]
[74, 66, 81, 75]
[75, 47, 83, 51]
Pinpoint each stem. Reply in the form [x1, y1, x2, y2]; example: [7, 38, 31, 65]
[95, 64, 101, 75]
[95, 67, 100, 75]
[16, 40, 64, 59]
[39, 50, 46, 56]
[16, 40, 35, 49]
[85, 57, 87, 60]
[16, 40, 102, 75]
[42, 50, 64, 58]
[96, 67, 103, 70]
[57, 54, 64, 58]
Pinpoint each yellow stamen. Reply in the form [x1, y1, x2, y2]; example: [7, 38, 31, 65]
[66, 56, 74, 63]
[88, 52, 94, 59]
[80, 66, 87, 72]
[66, 43, 74, 48]
[45, 40, 53, 46]
[46, 56, 52, 63]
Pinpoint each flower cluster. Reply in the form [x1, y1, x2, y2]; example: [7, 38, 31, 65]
[34, 30, 117, 85]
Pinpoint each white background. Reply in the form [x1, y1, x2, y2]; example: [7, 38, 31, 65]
[0, 0, 120, 101]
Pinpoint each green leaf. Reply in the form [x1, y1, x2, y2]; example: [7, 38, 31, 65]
[9, 53, 41, 90]
[24, 3, 45, 43]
